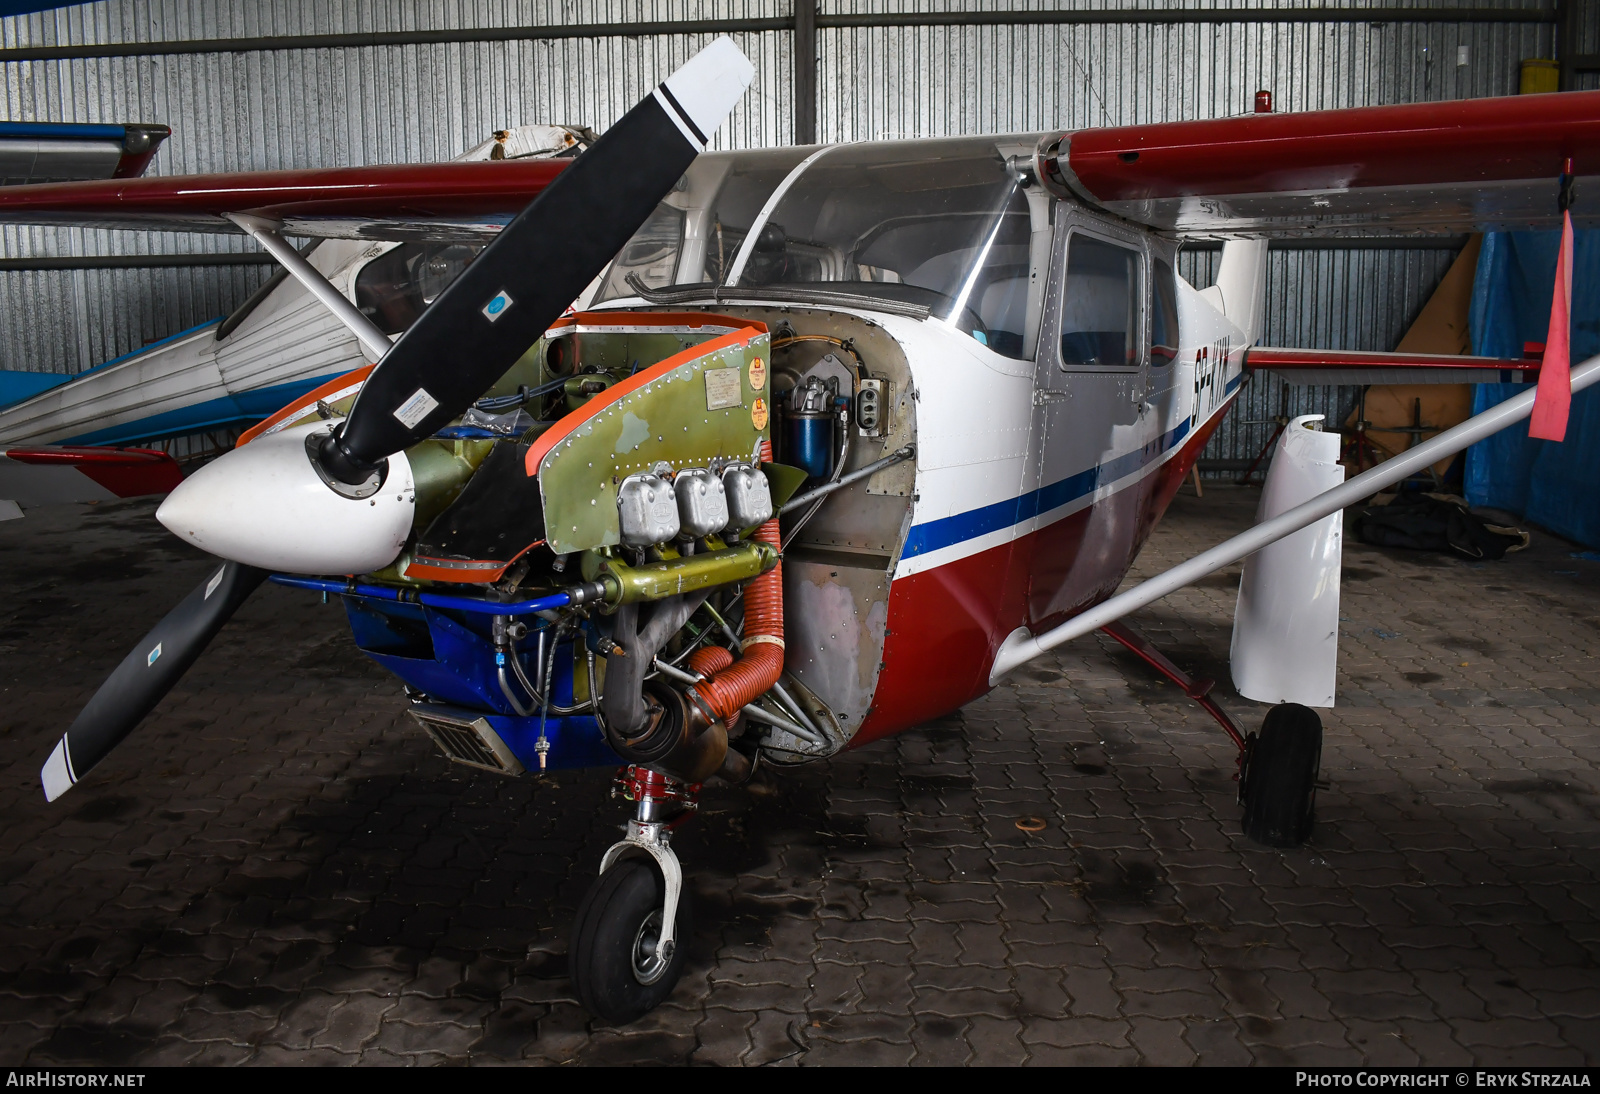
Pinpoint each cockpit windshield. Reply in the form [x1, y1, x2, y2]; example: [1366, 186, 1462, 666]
[593, 136, 1046, 359]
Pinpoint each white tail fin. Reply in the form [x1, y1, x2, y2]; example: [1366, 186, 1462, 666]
[1198, 239, 1268, 346]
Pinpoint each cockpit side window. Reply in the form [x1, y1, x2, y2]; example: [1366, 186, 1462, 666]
[1058, 233, 1141, 370]
[586, 138, 1051, 359]
[355, 242, 484, 334]
[592, 203, 686, 302]
[1151, 256, 1180, 366]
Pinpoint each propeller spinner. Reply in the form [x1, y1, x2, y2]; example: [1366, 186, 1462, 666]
[44, 38, 756, 800]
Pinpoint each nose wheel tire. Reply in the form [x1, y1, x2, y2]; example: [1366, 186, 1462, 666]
[1239, 702, 1323, 847]
[570, 857, 691, 1024]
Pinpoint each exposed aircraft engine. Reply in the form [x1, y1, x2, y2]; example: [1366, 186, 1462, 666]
[185, 311, 859, 787]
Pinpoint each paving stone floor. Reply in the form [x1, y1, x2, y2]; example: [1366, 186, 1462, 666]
[0, 486, 1597, 1066]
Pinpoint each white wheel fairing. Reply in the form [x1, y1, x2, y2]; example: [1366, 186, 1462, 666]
[1231, 415, 1344, 708]
[156, 420, 415, 575]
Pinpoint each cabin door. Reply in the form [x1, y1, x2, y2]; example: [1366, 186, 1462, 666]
[1026, 212, 1151, 628]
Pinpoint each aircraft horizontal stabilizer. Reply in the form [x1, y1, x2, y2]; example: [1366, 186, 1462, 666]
[1245, 346, 1541, 386]
[0, 121, 170, 185]
[0, 445, 183, 514]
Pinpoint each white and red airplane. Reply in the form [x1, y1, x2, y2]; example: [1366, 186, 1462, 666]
[0, 38, 1590, 1021]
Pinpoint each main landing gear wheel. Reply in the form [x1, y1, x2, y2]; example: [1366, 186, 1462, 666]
[570, 857, 692, 1024]
[1239, 702, 1323, 848]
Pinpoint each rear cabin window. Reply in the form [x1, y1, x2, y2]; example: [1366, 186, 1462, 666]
[1059, 234, 1139, 369]
[1151, 256, 1179, 365]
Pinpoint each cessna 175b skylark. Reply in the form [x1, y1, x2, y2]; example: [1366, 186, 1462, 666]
[0, 38, 1590, 1021]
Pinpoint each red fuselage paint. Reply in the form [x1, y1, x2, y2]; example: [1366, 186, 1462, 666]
[853, 401, 1232, 746]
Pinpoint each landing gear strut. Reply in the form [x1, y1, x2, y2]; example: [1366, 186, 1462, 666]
[570, 766, 699, 1024]
[1100, 622, 1322, 848]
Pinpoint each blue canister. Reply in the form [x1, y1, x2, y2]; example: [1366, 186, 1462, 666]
[787, 376, 835, 479]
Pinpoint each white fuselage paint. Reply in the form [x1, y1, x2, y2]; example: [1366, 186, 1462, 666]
[875, 230, 1250, 587]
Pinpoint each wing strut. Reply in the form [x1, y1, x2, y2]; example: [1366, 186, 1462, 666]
[988, 350, 1600, 684]
[224, 212, 393, 361]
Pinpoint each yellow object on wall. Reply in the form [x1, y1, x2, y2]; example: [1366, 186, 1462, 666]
[1521, 58, 1559, 95]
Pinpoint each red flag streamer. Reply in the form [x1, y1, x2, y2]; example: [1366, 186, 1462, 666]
[1530, 209, 1575, 441]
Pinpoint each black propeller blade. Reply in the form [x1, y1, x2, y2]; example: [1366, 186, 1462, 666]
[316, 46, 745, 486]
[41, 560, 266, 801]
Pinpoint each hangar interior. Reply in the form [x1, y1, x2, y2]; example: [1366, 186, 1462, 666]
[0, 0, 1597, 1069]
[0, 0, 1583, 468]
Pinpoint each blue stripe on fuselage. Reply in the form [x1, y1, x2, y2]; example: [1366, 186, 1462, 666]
[903, 372, 1241, 560]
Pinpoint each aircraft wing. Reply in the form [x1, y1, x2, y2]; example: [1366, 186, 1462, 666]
[1044, 90, 1600, 236]
[1245, 346, 1541, 386]
[1, 122, 171, 185]
[0, 446, 183, 518]
[0, 157, 568, 241]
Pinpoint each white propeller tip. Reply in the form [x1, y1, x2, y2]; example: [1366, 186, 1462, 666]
[41, 737, 74, 802]
[661, 37, 756, 145]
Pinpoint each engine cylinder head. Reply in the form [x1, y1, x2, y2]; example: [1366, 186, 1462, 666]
[673, 466, 729, 538]
[721, 462, 773, 529]
[617, 471, 680, 546]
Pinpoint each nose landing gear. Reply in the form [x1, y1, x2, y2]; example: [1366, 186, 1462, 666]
[570, 766, 700, 1024]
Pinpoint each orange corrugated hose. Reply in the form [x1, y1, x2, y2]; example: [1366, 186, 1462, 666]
[692, 441, 784, 722]
[687, 646, 734, 677]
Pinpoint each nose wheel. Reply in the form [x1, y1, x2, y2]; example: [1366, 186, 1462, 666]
[570, 767, 698, 1024]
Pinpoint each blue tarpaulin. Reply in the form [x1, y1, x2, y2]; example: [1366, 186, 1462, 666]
[1465, 230, 1600, 548]
[0, 3, 75, 16]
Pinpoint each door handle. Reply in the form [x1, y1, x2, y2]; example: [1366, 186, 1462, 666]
[1032, 389, 1070, 406]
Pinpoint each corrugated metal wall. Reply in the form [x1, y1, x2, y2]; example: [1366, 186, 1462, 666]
[1180, 243, 1462, 471]
[0, 1, 1560, 465]
[817, 4, 1549, 138]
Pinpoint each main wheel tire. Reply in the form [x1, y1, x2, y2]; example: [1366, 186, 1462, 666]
[570, 857, 690, 1024]
[1240, 702, 1323, 847]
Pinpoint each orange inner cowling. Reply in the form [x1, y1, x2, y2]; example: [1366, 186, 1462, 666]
[690, 442, 784, 722]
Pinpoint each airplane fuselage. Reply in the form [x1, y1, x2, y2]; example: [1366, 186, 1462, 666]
[224, 142, 1252, 761]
